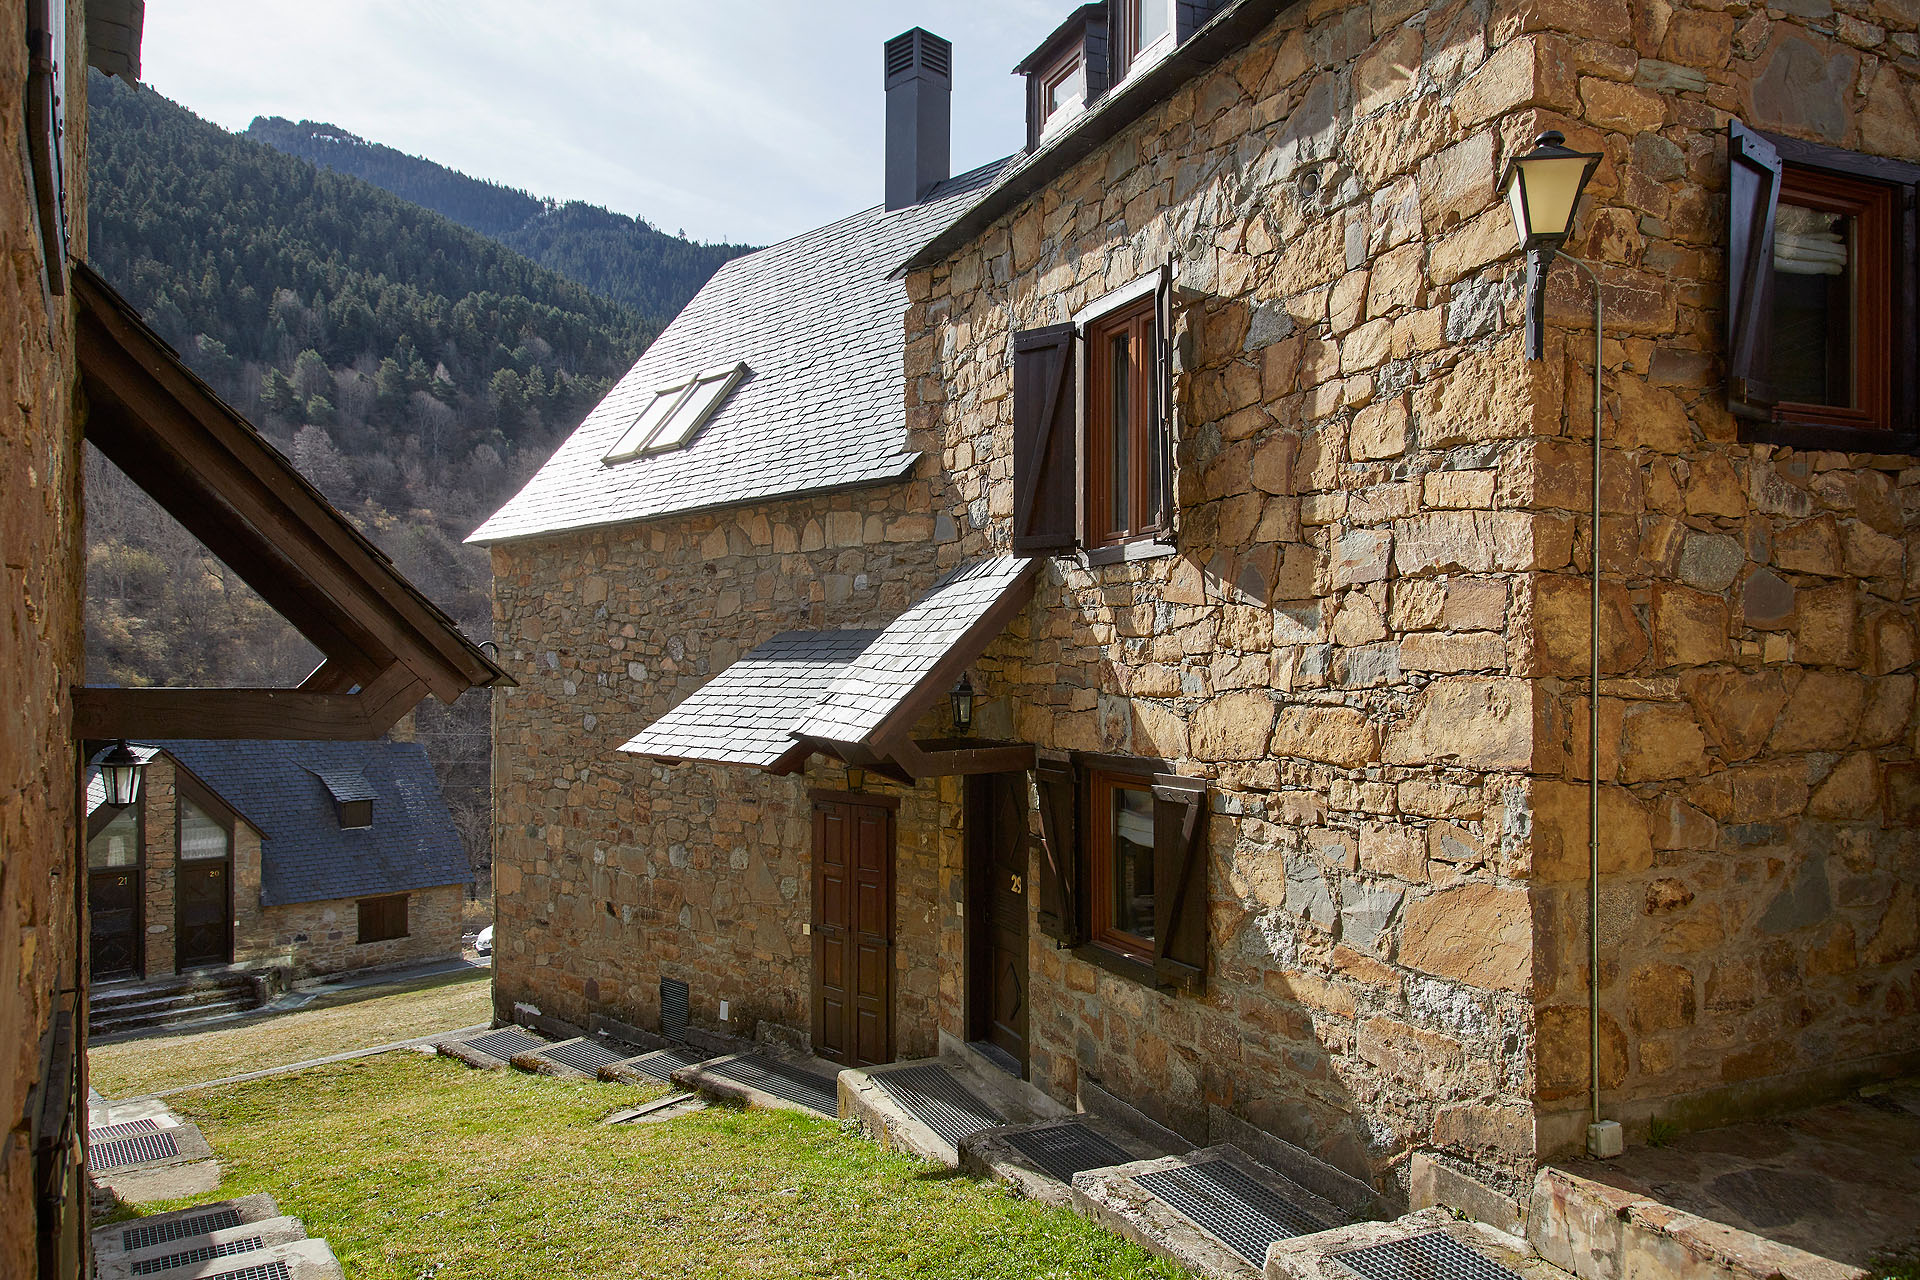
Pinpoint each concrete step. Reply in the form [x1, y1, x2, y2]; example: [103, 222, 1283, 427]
[1267, 1207, 1568, 1280]
[510, 1035, 636, 1080]
[673, 1051, 841, 1117]
[91, 1194, 281, 1263]
[164, 1237, 344, 1280]
[601, 1044, 714, 1086]
[90, 1121, 215, 1173]
[961, 1115, 1176, 1205]
[841, 1055, 1063, 1167]
[435, 1024, 552, 1070]
[1073, 1143, 1352, 1280]
[92, 995, 258, 1039]
[94, 1215, 307, 1280]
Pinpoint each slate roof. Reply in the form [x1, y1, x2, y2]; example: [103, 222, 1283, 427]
[111, 740, 472, 907]
[794, 557, 1039, 743]
[619, 629, 882, 769]
[468, 159, 1009, 546]
[621, 557, 1038, 770]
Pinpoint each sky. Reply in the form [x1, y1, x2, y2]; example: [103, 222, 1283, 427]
[141, 1, 1068, 247]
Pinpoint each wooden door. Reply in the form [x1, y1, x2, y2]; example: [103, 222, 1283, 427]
[175, 862, 231, 969]
[968, 773, 1031, 1075]
[88, 868, 142, 979]
[812, 796, 894, 1068]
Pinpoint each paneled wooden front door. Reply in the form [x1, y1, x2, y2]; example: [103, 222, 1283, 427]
[967, 773, 1030, 1075]
[88, 868, 142, 979]
[175, 861, 231, 969]
[811, 795, 894, 1068]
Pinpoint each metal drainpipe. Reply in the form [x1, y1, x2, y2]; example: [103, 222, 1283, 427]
[1556, 249, 1613, 1153]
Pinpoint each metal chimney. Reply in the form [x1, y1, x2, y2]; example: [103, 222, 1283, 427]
[884, 28, 952, 210]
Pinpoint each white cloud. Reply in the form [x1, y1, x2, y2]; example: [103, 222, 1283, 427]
[138, 1, 1060, 244]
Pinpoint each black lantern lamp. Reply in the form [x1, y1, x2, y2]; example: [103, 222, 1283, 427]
[1500, 131, 1602, 360]
[949, 673, 976, 735]
[92, 739, 147, 808]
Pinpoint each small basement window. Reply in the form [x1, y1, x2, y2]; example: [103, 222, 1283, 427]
[357, 893, 409, 944]
[603, 362, 747, 462]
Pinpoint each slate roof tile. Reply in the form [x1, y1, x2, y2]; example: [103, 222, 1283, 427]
[468, 159, 1009, 545]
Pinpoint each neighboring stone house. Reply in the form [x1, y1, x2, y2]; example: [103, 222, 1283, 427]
[85, 739, 472, 982]
[477, 0, 1919, 1207]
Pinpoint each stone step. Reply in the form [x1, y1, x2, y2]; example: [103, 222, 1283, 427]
[93, 1215, 308, 1280]
[1266, 1207, 1568, 1280]
[672, 1051, 841, 1118]
[92, 995, 258, 1039]
[434, 1024, 552, 1070]
[162, 1237, 344, 1280]
[960, 1115, 1176, 1206]
[600, 1044, 714, 1086]
[91, 971, 258, 1007]
[91, 1194, 282, 1263]
[841, 1056, 1061, 1167]
[90, 1121, 215, 1173]
[1073, 1143, 1352, 1280]
[510, 1035, 636, 1079]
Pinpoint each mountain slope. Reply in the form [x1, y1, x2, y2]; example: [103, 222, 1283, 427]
[245, 115, 752, 321]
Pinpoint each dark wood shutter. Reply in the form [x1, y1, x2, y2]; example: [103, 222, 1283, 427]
[1727, 120, 1783, 421]
[1150, 774, 1208, 988]
[1152, 262, 1175, 533]
[1033, 758, 1082, 944]
[1012, 324, 1080, 553]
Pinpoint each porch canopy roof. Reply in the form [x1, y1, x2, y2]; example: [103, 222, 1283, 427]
[620, 556, 1041, 781]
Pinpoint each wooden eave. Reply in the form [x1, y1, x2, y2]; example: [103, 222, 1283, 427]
[71, 262, 510, 741]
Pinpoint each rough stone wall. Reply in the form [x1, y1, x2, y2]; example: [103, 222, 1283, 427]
[906, 0, 1551, 1191]
[138, 755, 178, 975]
[488, 484, 961, 1050]
[1509, 0, 1920, 1154]
[250, 884, 465, 976]
[1, 2, 86, 1271]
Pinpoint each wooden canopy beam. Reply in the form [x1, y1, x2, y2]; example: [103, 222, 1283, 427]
[73, 663, 428, 742]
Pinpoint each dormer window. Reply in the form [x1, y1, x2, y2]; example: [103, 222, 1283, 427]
[1016, 4, 1108, 152]
[315, 767, 376, 829]
[1039, 48, 1087, 138]
[603, 362, 748, 463]
[1114, 0, 1174, 77]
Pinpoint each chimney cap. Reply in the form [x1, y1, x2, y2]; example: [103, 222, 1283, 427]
[884, 27, 952, 88]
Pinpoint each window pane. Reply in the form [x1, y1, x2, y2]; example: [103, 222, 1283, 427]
[179, 797, 230, 860]
[1770, 201, 1854, 407]
[1109, 330, 1131, 531]
[1136, 0, 1170, 49]
[604, 383, 689, 460]
[1046, 58, 1084, 120]
[1110, 785, 1156, 941]
[88, 806, 139, 868]
[650, 371, 735, 451]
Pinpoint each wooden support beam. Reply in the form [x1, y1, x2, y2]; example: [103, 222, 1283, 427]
[73, 664, 427, 741]
[884, 736, 1036, 779]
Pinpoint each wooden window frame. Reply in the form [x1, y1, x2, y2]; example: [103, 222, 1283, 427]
[1085, 296, 1167, 548]
[1769, 166, 1894, 436]
[1085, 767, 1158, 961]
[1113, 0, 1173, 78]
[357, 893, 409, 944]
[1038, 47, 1084, 135]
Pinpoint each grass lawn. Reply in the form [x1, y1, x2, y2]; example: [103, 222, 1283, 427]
[118, 1052, 1187, 1279]
[89, 966, 493, 1098]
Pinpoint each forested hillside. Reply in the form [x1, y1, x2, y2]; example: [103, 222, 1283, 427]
[246, 116, 752, 320]
[82, 72, 673, 866]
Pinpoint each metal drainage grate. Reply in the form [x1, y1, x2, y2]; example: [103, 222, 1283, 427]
[131, 1237, 266, 1275]
[660, 977, 690, 1040]
[872, 1065, 1004, 1147]
[463, 1028, 545, 1061]
[203, 1264, 290, 1280]
[92, 1131, 180, 1170]
[626, 1046, 707, 1082]
[1003, 1122, 1132, 1182]
[123, 1208, 244, 1251]
[541, 1040, 626, 1074]
[704, 1055, 837, 1115]
[1332, 1231, 1524, 1280]
[1133, 1158, 1327, 1266]
[90, 1118, 160, 1143]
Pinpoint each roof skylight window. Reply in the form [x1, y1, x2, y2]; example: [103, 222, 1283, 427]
[603, 362, 748, 463]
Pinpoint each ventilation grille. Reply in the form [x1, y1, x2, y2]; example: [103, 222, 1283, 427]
[872, 1065, 1004, 1146]
[704, 1055, 837, 1115]
[123, 1209, 245, 1252]
[1003, 1122, 1132, 1182]
[464, 1028, 544, 1061]
[93, 1131, 179, 1170]
[885, 29, 951, 81]
[1133, 1158, 1327, 1266]
[202, 1263, 290, 1280]
[90, 1117, 161, 1142]
[131, 1237, 266, 1275]
[627, 1046, 707, 1082]
[660, 977, 689, 1040]
[1332, 1232, 1525, 1280]
[541, 1040, 625, 1074]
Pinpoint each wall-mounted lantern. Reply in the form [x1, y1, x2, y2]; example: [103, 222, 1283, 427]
[91, 740, 147, 808]
[949, 673, 976, 735]
[1500, 130, 1602, 360]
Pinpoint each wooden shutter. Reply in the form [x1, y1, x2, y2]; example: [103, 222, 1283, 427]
[1150, 774, 1208, 988]
[1727, 120, 1783, 421]
[1033, 757, 1082, 944]
[1151, 262, 1175, 533]
[1012, 324, 1080, 553]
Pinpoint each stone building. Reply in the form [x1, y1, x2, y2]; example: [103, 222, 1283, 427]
[476, 0, 1919, 1206]
[85, 739, 472, 984]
